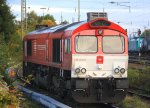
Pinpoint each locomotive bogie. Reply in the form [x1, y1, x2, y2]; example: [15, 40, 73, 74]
[71, 78, 128, 103]
[23, 61, 128, 103]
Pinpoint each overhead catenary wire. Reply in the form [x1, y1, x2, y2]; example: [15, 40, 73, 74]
[20, 0, 150, 32]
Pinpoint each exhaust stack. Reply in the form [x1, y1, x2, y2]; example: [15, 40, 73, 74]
[87, 12, 108, 21]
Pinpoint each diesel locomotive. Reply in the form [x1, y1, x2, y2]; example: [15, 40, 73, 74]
[23, 12, 128, 103]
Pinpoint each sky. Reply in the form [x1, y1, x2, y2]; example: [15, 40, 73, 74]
[7, 0, 150, 35]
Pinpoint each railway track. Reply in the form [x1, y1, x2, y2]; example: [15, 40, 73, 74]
[18, 85, 71, 108]
[18, 85, 119, 108]
[127, 88, 150, 100]
[16, 66, 119, 108]
[129, 56, 150, 65]
[73, 103, 118, 108]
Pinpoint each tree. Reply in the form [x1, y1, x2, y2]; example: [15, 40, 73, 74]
[41, 19, 56, 27]
[43, 14, 55, 21]
[38, 14, 56, 27]
[39, 14, 55, 23]
[27, 12, 56, 31]
[61, 20, 69, 24]
[141, 29, 150, 37]
[27, 11, 38, 31]
[0, 0, 21, 73]
[0, 0, 15, 42]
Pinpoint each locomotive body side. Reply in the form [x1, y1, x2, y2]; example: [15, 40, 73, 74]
[23, 18, 128, 103]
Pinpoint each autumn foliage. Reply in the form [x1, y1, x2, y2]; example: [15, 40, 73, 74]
[0, 0, 57, 107]
[26, 11, 56, 32]
[41, 19, 56, 27]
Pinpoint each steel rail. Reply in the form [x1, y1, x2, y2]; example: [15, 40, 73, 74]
[18, 85, 71, 108]
[127, 89, 150, 100]
[129, 56, 150, 65]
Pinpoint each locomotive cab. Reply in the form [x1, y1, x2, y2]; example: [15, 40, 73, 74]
[71, 19, 128, 103]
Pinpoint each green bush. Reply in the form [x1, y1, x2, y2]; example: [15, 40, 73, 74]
[0, 78, 20, 108]
[0, 33, 22, 107]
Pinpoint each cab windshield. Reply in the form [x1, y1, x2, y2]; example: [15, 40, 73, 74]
[75, 36, 97, 53]
[102, 36, 125, 53]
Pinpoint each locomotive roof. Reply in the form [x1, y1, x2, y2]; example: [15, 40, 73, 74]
[28, 21, 86, 35]
[27, 18, 127, 36]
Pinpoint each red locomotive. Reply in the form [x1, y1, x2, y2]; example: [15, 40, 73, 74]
[23, 12, 128, 103]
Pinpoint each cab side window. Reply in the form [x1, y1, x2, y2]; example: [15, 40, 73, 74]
[27, 40, 32, 56]
[65, 39, 71, 54]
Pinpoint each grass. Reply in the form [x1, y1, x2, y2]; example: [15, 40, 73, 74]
[128, 67, 150, 91]
[117, 67, 150, 108]
[117, 96, 150, 108]
[128, 68, 140, 87]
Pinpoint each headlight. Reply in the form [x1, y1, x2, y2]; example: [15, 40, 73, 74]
[75, 68, 80, 73]
[120, 68, 126, 74]
[81, 68, 86, 74]
[114, 68, 119, 74]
